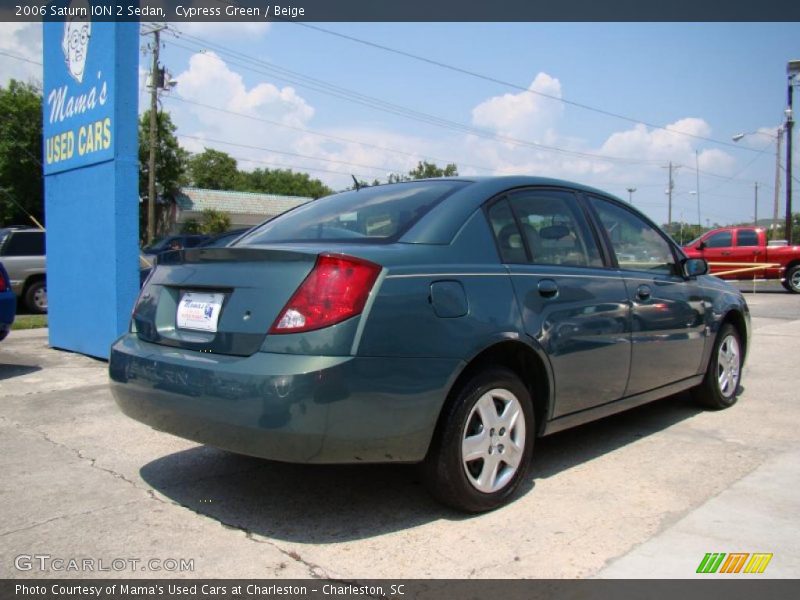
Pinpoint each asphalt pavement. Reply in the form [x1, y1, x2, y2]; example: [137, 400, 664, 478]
[0, 287, 798, 579]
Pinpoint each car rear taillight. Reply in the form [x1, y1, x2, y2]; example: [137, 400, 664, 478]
[269, 254, 381, 334]
[0, 276, 6, 292]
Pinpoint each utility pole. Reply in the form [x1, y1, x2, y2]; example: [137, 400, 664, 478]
[626, 187, 636, 204]
[754, 182, 759, 227]
[668, 161, 673, 227]
[786, 62, 797, 246]
[145, 26, 166, 245]
[695, 150, 701, 228]
[662, 162, 677, 229]
[772, 127, 783, 240]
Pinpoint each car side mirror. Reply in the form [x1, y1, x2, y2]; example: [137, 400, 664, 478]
[697, 240, 706, 250]
[683, 257, 708, 278]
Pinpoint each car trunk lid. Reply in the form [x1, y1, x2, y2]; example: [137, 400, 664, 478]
[133, 247, 317, 356]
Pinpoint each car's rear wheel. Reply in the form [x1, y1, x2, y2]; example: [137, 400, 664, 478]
[693, 323, 742, 410]
[24, 280, 47, 314]
[782, 264, 800, 293]
[423, 367, 534, 512]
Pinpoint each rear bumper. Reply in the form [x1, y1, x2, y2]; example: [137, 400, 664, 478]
[109, 334, 461, 463]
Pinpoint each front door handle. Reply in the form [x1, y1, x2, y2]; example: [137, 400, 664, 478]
[538, 279, 559, 298]
[721, 251, 732, 256]
[636, 284, 652, 301]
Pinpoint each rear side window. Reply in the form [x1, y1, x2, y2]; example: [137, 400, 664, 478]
[488, 189, 602, 267]
[736, 229, 759, 247]
[239, 181, 468, 244]
[487, 199, 527, 263]
[1, 231, 45, 256]
[705, 231, 732, 248]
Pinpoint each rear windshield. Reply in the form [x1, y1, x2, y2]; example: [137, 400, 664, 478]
[238, 181, 469, 245]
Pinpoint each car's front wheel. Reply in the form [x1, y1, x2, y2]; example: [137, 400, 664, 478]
[693, 323, 743, 410]
[781, 264, 800, 293]
[423, 367, 534, 512]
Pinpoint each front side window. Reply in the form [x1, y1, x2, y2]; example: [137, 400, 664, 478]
[589, 197, 677, 275]
[240, 181, 468, 244]
[705, 231, 732, 248]
[736, 229, 759, 247]
[494, 189, 602, 267]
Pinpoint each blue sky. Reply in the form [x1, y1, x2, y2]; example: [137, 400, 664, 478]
[2, 21, 798, 227]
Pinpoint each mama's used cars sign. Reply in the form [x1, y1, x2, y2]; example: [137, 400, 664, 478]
[42, 3, 139, 359]
[43, 4, 114, 174]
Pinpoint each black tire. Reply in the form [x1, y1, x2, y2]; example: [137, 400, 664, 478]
[422, 367, 535, 513]
[24, 280, 47, 314]
[783, 264, 800, 294]
[692, 323, 743, 410]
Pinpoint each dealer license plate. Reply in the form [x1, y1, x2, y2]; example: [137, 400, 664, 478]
[176, 292, 224, 332]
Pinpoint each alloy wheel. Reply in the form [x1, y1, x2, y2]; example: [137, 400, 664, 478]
[791, 269, 800, 292]
[461, 388, 526, 494]
[33, 286, 47, 311]
[716, 334, 740, 398]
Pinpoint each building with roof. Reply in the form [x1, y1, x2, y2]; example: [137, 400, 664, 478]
[173, 187, 313, 230]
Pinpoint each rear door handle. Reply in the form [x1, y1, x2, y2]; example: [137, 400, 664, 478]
[636, 284, 652, 301]
[538, 279, 559, 298]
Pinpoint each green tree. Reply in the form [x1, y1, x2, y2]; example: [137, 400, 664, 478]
[663, 222, 709, 246]
[235, 167, 333, 198]
[138, 110, 188, 242]
[138, 109, 188, 200]
[407, 161, 458, 180]
[387, 161, 459, 184]
[188, 149, 238, 190]
[0, 80, 43, 226]
[774, 212, 800, 243]
[182, 209, 231, 235]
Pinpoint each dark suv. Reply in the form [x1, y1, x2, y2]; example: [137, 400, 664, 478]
[0, 227, 47, 313]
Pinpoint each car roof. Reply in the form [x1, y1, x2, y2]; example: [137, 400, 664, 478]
[0, 226, 44, 233]
[398, 176, 626, 244]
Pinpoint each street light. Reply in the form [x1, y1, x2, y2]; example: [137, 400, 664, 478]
[732, 128, 783, 239]
[786, 59, 800, 245]
[626, 187, 636, 204]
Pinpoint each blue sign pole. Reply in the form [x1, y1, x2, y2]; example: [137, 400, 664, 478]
[43, 17, 139, 358]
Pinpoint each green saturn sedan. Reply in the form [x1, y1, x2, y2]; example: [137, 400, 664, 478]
[110, 177, 750, 512]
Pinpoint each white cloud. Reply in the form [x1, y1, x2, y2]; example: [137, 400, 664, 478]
[0, 23, 43, 85]
[175, 51, 313, 130]
[471, 73, 564, 140]
[698, 148, 736, 175]
[601, 118, 711, 162]
[162, 58, 746, 222]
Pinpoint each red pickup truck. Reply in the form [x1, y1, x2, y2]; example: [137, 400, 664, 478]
[683, 226, 800, 293]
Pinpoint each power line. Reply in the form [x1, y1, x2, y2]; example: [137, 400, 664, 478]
[293, 23, 765, 155]
[162, 23, 777, 218]
[164, 29, 772, 190]
[225, 153, 373, 180]
[0, 50, 42, 67]
[696, 139, 775, 195]
[164, 29, 666, 168]
[163, 95, 494, 173]
[178, 134, 401, 173]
